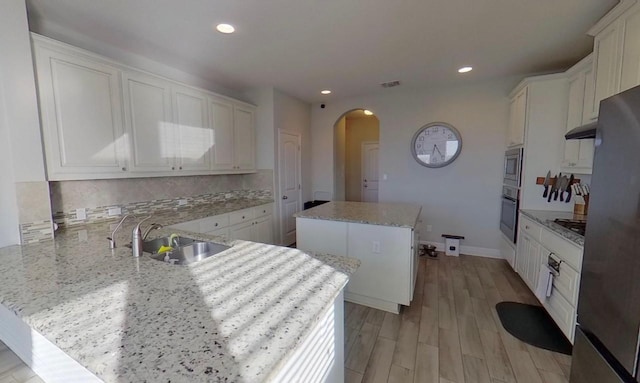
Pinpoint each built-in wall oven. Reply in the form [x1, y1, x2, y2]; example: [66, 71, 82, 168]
[500, 148, 523, 243]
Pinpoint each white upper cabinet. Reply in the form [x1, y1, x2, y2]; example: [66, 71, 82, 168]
[562, 55, 595, 173]
[591, 22, 622, 120]
[31, 34, 256, 180]
[173, 86, 212, 171]
[589, 1, 640, 119]
[619, 5, 640, 92]
[507, 86, 528, 147]
[209, 97, 235, 170]
[233, 105, 256, 170]
[33, 40, 127, 179]
[122, 71, 175, 172]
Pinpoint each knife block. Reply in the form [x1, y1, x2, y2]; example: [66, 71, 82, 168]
[573, 195, 589, 215]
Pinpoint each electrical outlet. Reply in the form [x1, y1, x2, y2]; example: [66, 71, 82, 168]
[426, 225, 432, 232]
[177, 199, 188, 206]
[108, 207, 122, 216]
[75, 208, 87, 220]
[372, 241, 381, 253]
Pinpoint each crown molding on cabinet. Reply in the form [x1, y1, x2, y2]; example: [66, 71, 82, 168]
[588, 0, 638, 36]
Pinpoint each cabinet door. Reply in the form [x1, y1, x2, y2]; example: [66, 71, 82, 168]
[34, 45, 126, 178]
[619, 5, 640, 93]
[229, 221, 254, 241]
[205, 227, 230, 241]
[233, 105, 256, 170]
[516, 231, 529, 278]
[526, 240, 542, 291]
[123, 71, 175, 172]
[508, 87, 527, 147]
[209, 97, 234, 170]
[564, 73, 586, 168]
[582, 62, 597, 123]
[172, 86, 211, 171]
[592, 22, 622, 120]
[254, 216, 273, 244]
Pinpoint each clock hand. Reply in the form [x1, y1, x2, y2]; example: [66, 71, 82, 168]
[431, 144, 437, 156]
[434, 145, 443, 157]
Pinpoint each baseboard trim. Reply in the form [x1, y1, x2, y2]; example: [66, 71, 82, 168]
[420, 240, 503, 259]
[344, 292, 401, 314]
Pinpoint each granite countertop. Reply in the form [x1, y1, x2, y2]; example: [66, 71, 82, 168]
[519, 209, 586, 247]
[294, 201, 422, 228]
[0, 198, 359, 382]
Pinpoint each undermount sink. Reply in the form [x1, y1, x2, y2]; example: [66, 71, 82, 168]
[142, 236, 196, 254]
[143, 236, 230, 265]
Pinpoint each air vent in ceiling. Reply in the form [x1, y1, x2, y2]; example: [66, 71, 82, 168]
[380, 80, 401, 88]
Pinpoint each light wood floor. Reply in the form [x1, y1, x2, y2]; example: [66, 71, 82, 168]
[0, 341, 43, 383]
[344, 254, 572, 383]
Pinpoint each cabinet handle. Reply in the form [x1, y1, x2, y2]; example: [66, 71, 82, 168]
[282, 196, 288, 200]
[179, 166, 183, 170]
[525, 225, 530, 230]
[171, 166, 175, 170]
[214, 223, 218, 227]
[121, 167, 126, 171]
[242, 216, 245, 219]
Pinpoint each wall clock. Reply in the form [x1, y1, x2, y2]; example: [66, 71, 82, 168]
[411, 122, 462, 168]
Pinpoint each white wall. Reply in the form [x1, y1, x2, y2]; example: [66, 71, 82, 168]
[311, 79, 518, 254]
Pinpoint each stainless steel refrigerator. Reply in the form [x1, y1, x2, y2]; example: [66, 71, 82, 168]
[568, 86, 640, 382]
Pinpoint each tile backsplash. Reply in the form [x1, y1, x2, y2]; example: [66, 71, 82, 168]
[49, 170, 274, 228]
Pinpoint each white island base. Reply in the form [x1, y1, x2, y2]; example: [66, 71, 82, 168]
[297, 206, 420, 314]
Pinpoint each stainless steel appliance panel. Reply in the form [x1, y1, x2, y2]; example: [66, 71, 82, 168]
[504, 148, 523, 187]
[576, 87, 640, 380]
[500, 191, 518, 243]
[570, 328, 629, 383]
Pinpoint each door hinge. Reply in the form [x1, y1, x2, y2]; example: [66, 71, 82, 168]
[298, 184, 301, 190]
[298, 145, 301, 151]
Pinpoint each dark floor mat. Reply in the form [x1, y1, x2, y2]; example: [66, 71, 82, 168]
[496, 301, 572, 355]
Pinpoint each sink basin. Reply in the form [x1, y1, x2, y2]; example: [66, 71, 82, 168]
[142, 236, 196, 254]
[148, 241, 231, 265]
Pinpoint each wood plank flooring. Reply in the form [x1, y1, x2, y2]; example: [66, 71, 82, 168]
[344, 254, 572, 383]
[0, 254, 571, 383]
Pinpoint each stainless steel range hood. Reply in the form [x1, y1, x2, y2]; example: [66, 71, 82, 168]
[565, 121, 597, 139]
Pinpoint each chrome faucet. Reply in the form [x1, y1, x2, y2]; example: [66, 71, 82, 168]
[107, 214, 132, 249]
[131, 216, 151, 257]
[142, 223, 163, 241]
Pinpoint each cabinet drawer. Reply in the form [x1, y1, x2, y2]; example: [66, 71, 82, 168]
[169, 220, 199, 232]
[198, 214, 229, 233]
[553, 261, 580, 307]
[229, 208, 254, 225]
[540, 229, 583, 271]
[254, 203, 273, 218]
[542, 285, 576, 342]
[519, 215, 542, 241]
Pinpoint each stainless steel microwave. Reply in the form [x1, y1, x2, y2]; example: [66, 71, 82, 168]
[504, 148, 523, 187]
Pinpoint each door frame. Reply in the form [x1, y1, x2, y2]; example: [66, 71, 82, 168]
[277, 129, 303, 245]
[361, 141, 379, 202]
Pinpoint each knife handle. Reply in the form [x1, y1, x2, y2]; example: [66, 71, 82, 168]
[566, 189, 572, 203]
[547, 188, 553, 202]
[543, 186, 549, 198]
[560, 190, 564, 202]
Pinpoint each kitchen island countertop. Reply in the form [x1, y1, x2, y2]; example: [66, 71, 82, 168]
[0, 198, 359, 383]
[294, 201, 422, 228]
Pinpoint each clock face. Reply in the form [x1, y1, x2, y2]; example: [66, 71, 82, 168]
[411, 122, 462, 168]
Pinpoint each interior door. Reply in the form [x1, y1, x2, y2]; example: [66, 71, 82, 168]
[361, 142, 379, 202]
[278, 130, 301, 245]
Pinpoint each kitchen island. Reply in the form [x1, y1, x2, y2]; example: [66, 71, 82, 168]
[0, 199, 359, 383]
[295, 201, 422, 314]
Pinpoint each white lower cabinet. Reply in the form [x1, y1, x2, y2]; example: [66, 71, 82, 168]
[169, 203, 274, 244]
[296, 217, 416, 314]
[515, 213, 583, 342]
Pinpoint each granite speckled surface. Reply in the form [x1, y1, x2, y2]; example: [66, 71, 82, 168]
[519, 209, 586, 247]
[294, 201, 422, 228]
[0, 198, 359, 382]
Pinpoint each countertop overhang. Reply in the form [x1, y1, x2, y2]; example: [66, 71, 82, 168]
[0, 198, 359, 382]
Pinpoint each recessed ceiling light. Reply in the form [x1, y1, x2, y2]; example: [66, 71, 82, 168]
[363, 110, 374, 116]
[458, 66, 473, 73]
[321, 90, 331, 95]
[216, 23, 235, 34]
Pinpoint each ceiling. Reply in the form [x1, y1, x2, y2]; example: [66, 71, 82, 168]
[26, 0, 618, 103]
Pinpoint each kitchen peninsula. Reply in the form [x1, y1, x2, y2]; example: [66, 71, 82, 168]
[0, 198, 359, 383]
[295, 201, 422, 314]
